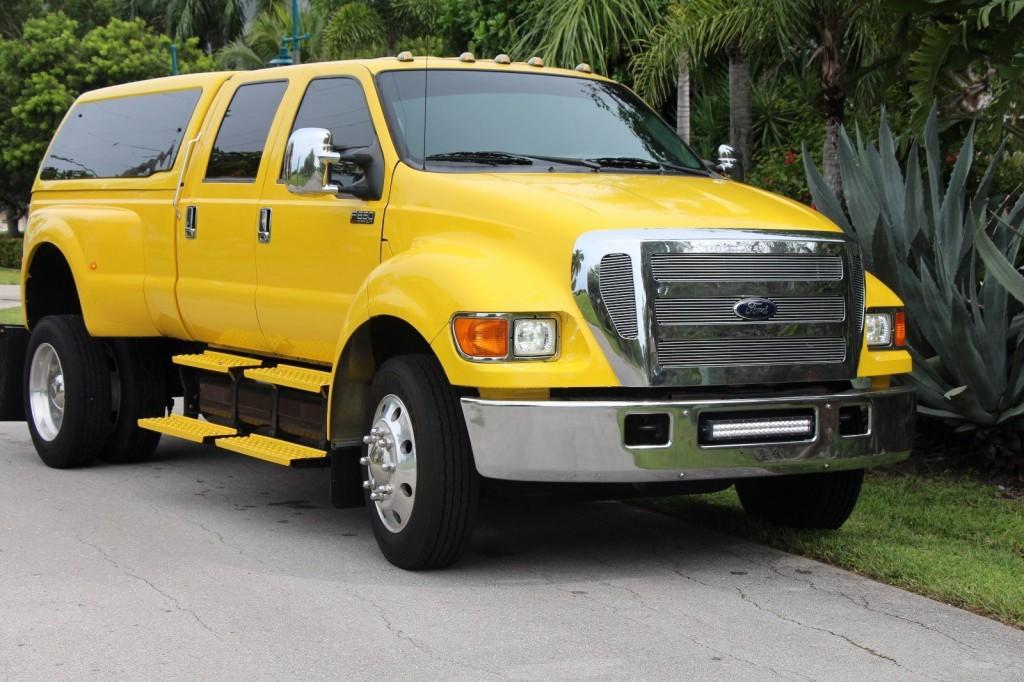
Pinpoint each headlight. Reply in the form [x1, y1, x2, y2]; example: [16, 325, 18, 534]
[452, 314, 559, 361]
[513, 318, 557, 357]
[865, 309, 906, 348]
[865, 312, 892, 347]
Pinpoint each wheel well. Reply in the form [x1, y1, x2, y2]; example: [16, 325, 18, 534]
[329, 316, 436, 445]
[25, 244, 81, 328]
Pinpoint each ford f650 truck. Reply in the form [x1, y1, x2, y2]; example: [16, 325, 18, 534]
[0, 54, 914, 569]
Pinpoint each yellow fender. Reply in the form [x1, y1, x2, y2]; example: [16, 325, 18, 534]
[23, 205, 159, 337]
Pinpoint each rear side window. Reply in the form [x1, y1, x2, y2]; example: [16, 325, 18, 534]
[40, 89, 202, 180]
[205, 81, 287, 182]
[289, 77, 377, 149]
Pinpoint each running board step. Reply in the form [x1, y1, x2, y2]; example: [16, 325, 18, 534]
[243, 364, 331, 393]
[137, 415, 237, 443]
[215, 434, 328, 467]
[173, 351, 263, 374]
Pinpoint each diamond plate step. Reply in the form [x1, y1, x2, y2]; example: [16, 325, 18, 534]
[173, 350, 263, 374]
[137, 414, 237, 443]
[243, 364, 331, 393]
[215, 434, 328, 467]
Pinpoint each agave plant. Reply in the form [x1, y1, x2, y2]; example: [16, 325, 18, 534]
[804, 106, 1024, 438]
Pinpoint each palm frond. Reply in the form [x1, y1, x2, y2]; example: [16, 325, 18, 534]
[514, 0, 661, 72]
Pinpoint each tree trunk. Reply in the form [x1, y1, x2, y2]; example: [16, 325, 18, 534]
[822, 101, 845, 198]
[676, 52, 690, 143]
[728, 49, 753, 181]
[4, 209, 19, 238]
[818, 9, 847, 198]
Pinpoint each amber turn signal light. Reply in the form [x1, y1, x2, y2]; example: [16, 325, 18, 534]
[893, 310, 907, 348]
[453, 316, 509, 358]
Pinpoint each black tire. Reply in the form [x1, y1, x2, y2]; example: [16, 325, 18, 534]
[23, 315, 113, 469]
[363, 355, 478, 570]
[99, 340, 169, 464]
[0, 326, 27, 421]
[735, 469, 865, 529]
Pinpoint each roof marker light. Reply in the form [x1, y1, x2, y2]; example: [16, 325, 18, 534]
[575, 63, 593, 73]
[396, 51, 414, 62]
[459, 52, 476, 63]
[494, 54, 511, 65]
[527, 57, 545, 67]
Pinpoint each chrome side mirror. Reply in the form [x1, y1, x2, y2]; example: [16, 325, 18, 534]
[715, 143, 737, 175]
[284, 127, 341, 195]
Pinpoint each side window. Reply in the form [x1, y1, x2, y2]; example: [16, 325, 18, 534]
[205, 80, 287, 182]
[289, 77, 377, 154]
[40, 89, 202, 180]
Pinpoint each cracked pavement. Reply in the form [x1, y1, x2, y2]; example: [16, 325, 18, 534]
[1, 421, 1022, 680]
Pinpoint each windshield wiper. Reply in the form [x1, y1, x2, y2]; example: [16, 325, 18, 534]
[517, 154, 602, 169]
[425, 151, 534, 166]
[588, 156, 708, 176]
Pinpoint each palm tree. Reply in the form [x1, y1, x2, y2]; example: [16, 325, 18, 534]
[513, 0, 663, 77]
[218, 2, 327, 69]
[166, 0, 248, 53]
[633, 1, 791, 181]
[634, 0, 889, 195]
[318, 0, 447, 61]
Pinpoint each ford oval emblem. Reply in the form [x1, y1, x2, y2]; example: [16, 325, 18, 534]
[734, 297, 777, 321]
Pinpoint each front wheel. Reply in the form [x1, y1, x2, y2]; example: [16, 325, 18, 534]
[735, 469, 864, 529]
[361, 355, 479, 570]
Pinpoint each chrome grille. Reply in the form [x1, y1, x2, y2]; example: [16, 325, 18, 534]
[655, 297, 846, 325]
[573, 229, 862, 388]
[657, 338, 847, 368]
[599, 253, 638, 339]
[650, 253, 843, 282]
[851, 252, 865, 332]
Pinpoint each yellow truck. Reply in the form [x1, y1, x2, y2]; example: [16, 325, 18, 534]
[0, 54, 914, 569]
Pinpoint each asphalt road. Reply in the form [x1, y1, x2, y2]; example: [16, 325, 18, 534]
[1, 420, 1022, 680]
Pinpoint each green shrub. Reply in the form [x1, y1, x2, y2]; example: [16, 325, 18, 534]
[804, 107, 1024, 470]
[0, 238, 23, 270]
[746, 147, 811, 203]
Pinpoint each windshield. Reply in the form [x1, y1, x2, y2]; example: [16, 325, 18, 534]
[375, 69, 705, 173]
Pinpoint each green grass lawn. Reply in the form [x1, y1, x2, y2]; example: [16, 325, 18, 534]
[0, 268, 19, 285]
[644, 471, 1024, 629]
[0, 307, 23, 325]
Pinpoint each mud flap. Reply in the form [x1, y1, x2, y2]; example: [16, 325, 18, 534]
[0, 324, 28, 421]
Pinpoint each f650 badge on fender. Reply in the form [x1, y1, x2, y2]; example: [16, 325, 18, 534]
[734, 297, 777, 321]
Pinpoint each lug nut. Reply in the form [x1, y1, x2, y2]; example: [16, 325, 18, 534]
[362, 435, 374, 445]
[378, 484, 393, 495]
[370, 492, 382, 501]
[381, 463, 395, 473]
[362, 480, 372, 489]
[359, 456, 370, 466]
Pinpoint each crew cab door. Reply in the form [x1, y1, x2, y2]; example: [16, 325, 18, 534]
[175, 75, 289, 352]
[255, 68, 393, 363]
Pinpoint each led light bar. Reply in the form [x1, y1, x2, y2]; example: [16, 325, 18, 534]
[701, 414, 815, 444]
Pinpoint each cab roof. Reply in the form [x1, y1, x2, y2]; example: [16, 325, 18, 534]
[77, 55, 611, 102]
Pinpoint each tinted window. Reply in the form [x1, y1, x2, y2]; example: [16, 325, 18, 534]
[40, 89, 201, 180]
[376, 70, 703, 172]
[206, 81, 287, 181]
[290, 77, 376, 149]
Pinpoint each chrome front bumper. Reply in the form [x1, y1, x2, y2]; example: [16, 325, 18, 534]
[461, 386, 915, 482]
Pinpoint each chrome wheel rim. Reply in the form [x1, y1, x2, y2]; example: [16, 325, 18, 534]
[28, 343, 65, 442]
[362, 394, 417, 533]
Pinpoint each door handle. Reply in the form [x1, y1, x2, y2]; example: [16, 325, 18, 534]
[184, 205, 197, 239]
[258, 207, 271, 244]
